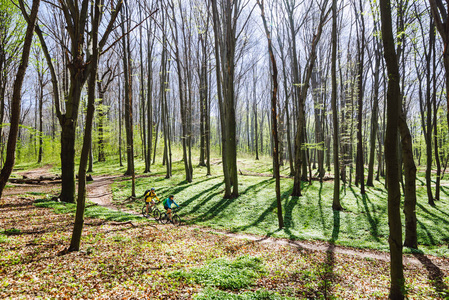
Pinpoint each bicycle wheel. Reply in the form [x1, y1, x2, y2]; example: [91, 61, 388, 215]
[172, 215, 181, 226]
[141, 204, 147, 217]
[159, 213, 169, 224]
[152, 208, 161, 221]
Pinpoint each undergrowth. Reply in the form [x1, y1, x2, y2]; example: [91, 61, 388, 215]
[170, 256, 266, 289]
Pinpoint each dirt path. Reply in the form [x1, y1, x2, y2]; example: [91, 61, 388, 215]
[81, 174, 449, 272]
[3, 165, 59, 196]
[87, 175, 449, 270]
[86, 175, 120, 210]
[6, 166, 449, 272]
[16, 164, 55, 178]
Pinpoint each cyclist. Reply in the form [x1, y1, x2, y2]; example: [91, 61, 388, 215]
[163, 194, 179, 221]
[143, 188, 160, 215]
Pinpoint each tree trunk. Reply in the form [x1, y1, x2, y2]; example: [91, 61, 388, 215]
[70, 7, 100, 251]
[38, 71, 44, 163]
[97, 88, 106, 162]
[121, 6, 135, 196]
[87, 140, 93, 173]
[118, 73, 123, 167]
[355, 0, 366, 194]
[367, 31, 381, 186]
[139, 7, 148, 174]
[146, 21, 154, 172]
[292, 5, 329, 196]
[160, 10, 171, 179]
[210, 0, 239, 198]
[424, 20, 435, 206]
[332, 0, 342, 210]
[433, 40, 441, 201]
[0, 0, 40, 197]
[399, 112, 417, 249]
[312, 69, 325, 181]
[257, 0, 283, 229]
[380, 0, 405, 297]
[253, 70, 259, 160]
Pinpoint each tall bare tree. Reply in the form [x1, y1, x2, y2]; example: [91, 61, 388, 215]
[257, 0, 284, 229]
[292, 1, 331, 196]
[210, 0, 252, 198]
[70, 0, 123, 251]
[331, 0, 342, 210]
[429, 0, 449, 142]
[120, 3, 136, 196]
[0, 0, 40, 197]
[380, 0, 405, 297]
[354, 0, 366, 194]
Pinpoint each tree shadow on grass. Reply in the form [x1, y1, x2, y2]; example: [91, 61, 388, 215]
[157, 175, 219, 198]
[283, 193, 299, 240]
[433, 205, 449, 220]
[349, 186, 363, 212]
[349, 187, 381, 242]
[367, 185, 388, 195]
[416, 177, 426, 187]
[416, 218, 436, 246]
[231, 201, 277, 233]
[439, 185, 449, 197]
[412, 253, 449, 297]
[416, 202, 449, 225]
[282, 181, 316, 240]
[182, 182, 225, 215]
[318, 210, 340, 299]
[192, 178, 273, 224]
[317, 183, 326, 232]
[240, 178, 275, 195]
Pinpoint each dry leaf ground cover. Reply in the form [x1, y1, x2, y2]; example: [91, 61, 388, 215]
[1, 194, 449, 299]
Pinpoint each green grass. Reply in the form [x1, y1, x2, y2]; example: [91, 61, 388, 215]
[0, 234, 8, 243]
[2, 228, 21, 236]
[193, 288, 295, 300]
[18, 144, 449, 257]
[108, 154, 449, 257]
[170, 255, 266, 289]
[34, 198, 147, 223]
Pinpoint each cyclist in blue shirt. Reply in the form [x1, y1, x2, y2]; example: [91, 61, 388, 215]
[163, 195, 179, 221]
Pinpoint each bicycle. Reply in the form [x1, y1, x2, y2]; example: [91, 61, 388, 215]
[141, 202, 161, 221]
[160, 207, 182, 226]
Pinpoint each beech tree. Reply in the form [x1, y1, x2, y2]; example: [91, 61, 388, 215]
[210, 0, 253, 198]
[70, 0, 123, 252]
[257, 0, 284, 229]
[380, 0, 405, 297]
[0, 0, 40, 197]
[292, 1, 331, 196]
[331, 0, 342, 210]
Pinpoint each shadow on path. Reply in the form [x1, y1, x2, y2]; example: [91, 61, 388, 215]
[413, 253, 449, 296]
[319, 210, 340, 299]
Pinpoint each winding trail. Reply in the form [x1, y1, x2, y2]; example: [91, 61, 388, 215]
[7, 166, 449, 273]
[82, 175, 449, 272]
[86, 175, 120, 211]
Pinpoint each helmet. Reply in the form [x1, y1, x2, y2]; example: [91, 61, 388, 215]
[151, 188, 155, 190]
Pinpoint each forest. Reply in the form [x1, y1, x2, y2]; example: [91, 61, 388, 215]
[1, 0, 449, 299]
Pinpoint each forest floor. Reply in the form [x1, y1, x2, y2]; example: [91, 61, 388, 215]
[1, 165, 449, 298]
